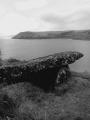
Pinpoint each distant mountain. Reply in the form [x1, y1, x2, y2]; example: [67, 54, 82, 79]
[12, 30, 90, 40]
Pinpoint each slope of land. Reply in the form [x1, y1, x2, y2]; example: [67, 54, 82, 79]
[12, 30, 90, 40]
[0, 71, 90, 120]
[0, 55, 89, 120]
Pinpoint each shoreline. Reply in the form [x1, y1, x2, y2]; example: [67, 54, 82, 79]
[11, 38, 90, 41]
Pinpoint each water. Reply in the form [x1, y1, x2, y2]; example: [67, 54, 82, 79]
[0, 38, 89, 72]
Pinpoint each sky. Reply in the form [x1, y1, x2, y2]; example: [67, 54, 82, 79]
[0, 0, 90, 36]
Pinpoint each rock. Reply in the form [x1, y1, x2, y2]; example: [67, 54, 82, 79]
[0, 51, 83, 91]
[55, 65, 71, 86]
[18, 51, 83, 72]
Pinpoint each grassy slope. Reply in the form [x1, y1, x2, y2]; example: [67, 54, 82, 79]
[12, 30, 90, 40]
[0, 71, 90, 120]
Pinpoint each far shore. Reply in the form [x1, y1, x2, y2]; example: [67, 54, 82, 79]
[12, 30, 90, 41]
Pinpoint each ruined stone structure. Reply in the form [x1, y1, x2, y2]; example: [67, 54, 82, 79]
[0, 51, 83, 91]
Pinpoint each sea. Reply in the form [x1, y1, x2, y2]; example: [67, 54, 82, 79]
[0, 38, 89, 72]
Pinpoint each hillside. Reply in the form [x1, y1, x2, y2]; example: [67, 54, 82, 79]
[12, 30, 90, 40]
[0, 71, 90, 120]
[0, 55, 90, 119]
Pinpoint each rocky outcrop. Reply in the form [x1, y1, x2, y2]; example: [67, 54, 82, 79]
[0, 51, 83, 91]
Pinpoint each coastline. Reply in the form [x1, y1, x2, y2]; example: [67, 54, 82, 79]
[12, 30, 90, 41]
[12, 37, 90, 41]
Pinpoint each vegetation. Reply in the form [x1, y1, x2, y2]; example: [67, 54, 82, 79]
[12, 30, 90, 40]
[0, 54, 89, 119]
[0, 71, 90, 120]
[0, 58, 27, 66]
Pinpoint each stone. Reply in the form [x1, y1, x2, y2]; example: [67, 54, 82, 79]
[0, 51, 83, 91]
[55, 65, 71, 86]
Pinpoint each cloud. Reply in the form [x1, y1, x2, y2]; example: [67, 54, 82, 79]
[35, 20, 53, 31]
[41, 14, 67, 31]
[40, 11, 90, 31]
[41, 14, 65, 23]
[14, 0, 48, 11]
[0, 12, 40, 35]
[23, 0, 90, 23]
[0, 0, 90, 34]
[66, 11, 90, 30]
[0, 3, 9, 17]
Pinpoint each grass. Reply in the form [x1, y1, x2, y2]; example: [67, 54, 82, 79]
[0, 71, 90, 120]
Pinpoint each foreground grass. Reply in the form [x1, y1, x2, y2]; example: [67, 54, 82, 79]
[0, 71, 90, 120]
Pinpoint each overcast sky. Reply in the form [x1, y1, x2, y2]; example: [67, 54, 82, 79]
[0, 0, 90, 35]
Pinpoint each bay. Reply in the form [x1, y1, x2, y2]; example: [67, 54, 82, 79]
[0, 38, 89, 72]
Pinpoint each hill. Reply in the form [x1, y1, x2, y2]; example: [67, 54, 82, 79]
[0, 71, 90, 120]
[0, 55, 90, 119]
[12, 30, 90, 40]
